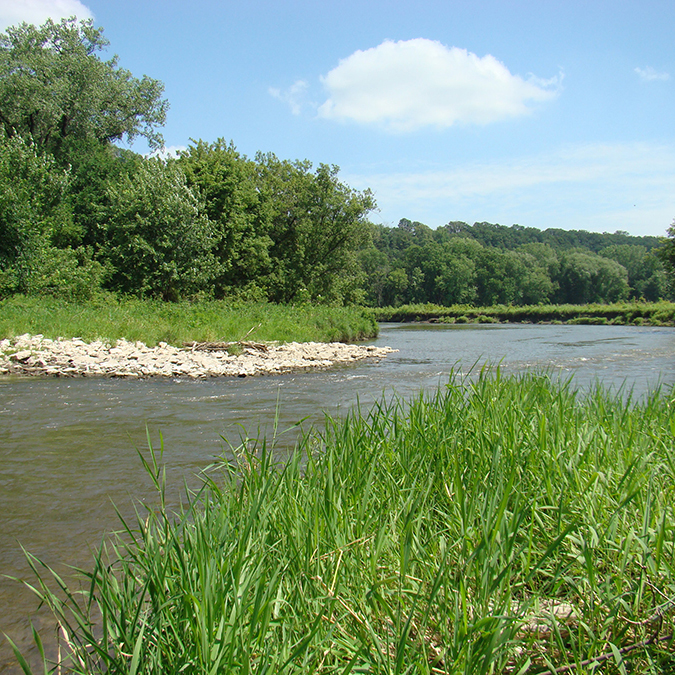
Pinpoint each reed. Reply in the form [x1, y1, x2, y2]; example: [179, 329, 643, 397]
[372, 301, 675, 326]
[9, 371, 675, 673]
[0, 295, 378, 345]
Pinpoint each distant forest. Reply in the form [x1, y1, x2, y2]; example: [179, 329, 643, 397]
[359, 219, 669, 307]
[1, 17, 673, 309]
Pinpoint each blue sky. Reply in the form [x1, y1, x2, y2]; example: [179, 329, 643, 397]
[2, 0, 674, 237]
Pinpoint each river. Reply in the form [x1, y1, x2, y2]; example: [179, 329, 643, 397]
[2, 322, 675, 672]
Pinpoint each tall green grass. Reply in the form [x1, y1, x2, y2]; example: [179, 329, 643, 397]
[373, 301, 675, 326]
[10, 371, 675, 673]
[0, 295, 378, 345]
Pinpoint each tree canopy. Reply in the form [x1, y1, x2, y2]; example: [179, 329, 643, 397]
[0, 17, 167, 159]
[358, 219, 670, 307]
[0, 16, 670, 307]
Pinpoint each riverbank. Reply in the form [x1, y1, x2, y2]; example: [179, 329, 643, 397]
[0, 334, 396, 378]
[0, 296, 379, 345]
[372, 300, 675, 325]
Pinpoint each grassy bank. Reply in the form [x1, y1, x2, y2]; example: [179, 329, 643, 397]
[14, 371, 675, 674]
[0, 295, 378, 345]
[372, 301, 675, 326]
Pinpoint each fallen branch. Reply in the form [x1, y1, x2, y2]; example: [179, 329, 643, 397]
[183, 339, 269, 353]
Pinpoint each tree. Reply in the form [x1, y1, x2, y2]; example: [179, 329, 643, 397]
[357, 246, 390, 306]
[0, 131, 102, 298]
[178, 140, 272, 298]
[656, 221, 675, 299]
[62, 138, 143, 250]
[600, 244, 667, 300]
[556, 251, 629, 304]
[101, 159, 216, 301]
[256, 155, 375, 303]
[0, 17, 168, 159]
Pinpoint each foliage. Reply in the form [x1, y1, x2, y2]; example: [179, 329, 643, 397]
[257, 154, 375, 304]
[178, 139, 272, 296]
[0, 131, 101, 299]
[13, 371, 675, 673]
[360, 220, 665, 308]
[371, 300, 675, 326]
[656, 219, 675, 298]
[556, 250, 629, 304]
[101, 158, 216, 301]
[62, 137, 143, 250]
[0, 18, 167, 157]
[0, 296, 378, 345]
[437, 220, 662, 253]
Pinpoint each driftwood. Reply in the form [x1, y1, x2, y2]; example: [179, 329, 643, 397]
[183, 340, 269, 353]
[183, 323, 268, 353]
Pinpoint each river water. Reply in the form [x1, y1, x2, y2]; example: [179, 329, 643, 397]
[2, 322, 675, 671]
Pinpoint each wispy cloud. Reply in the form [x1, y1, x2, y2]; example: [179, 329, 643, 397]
[344, 142, 675, 236]
[269, 79, 310, 115]
[634, 66, 670, 82]
[317, 38, 561, 132]
[0, 0, 93, 31]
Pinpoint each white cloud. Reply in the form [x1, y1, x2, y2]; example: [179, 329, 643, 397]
[0, 0, 93, 31]
[344, 142, 675, 236]
[350, 144, 674, 201]
[634, 66, 670, 82]
[318, 38, 560, 132]
[269, 80, 310, 115]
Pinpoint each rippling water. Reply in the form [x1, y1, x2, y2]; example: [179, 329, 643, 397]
[2, 323, 675, 671]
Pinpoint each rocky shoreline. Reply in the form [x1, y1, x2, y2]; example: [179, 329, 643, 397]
[0, 334, 396, 379]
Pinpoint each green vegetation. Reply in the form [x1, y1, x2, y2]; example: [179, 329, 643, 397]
[372, 300, 675, 326]
[0, 296, 378, 345]
[12, 371, 675, 673]
[3, 18, 675, 311]
[0, 18, 374, 306]
[360, 220, 671, 308]
[0, 18, 167, 156]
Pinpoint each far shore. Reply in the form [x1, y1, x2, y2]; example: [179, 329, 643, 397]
[0, 334, 396, 379]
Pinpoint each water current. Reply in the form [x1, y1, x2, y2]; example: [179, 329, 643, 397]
[2, 322, 675, 671]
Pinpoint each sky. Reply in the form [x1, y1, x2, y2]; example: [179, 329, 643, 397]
[2, 0, 674, 237]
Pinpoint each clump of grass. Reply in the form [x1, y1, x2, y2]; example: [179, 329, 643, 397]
[9, 371, 675, 673]
[372, 301, 675, 326]
[0, 295, 378, 345]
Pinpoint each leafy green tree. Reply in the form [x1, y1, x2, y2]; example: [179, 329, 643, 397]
[382, 267, 409, 306]
[474, 248, 527, 306]
[256, 155, 375, 303]
[357, 246, 390, 306]
[101, 159, 216, 301]
[178, 140, 272, 298]
[514, 252, 556, 305]
[62, 137, 143, 250]
[404, 239, 480, 305]
[432, 256, 476, 305]
[0, 131, 101, 298]
[600, 244, 667, 300]
[557, 251, 629, 304]
[656, 221, 675, 299]
[517, 242, 560, 277]
[0, 17, 167, 158]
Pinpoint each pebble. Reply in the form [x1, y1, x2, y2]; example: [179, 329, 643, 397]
[0, 335, 397, 378]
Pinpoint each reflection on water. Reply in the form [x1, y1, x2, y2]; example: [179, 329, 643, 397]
[1, 323, 675, 671]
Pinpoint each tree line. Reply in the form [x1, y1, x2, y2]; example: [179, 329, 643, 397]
[358, 219, 670, 307]
[0, 18, 374, 304]
[1, 17, 673, 308]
